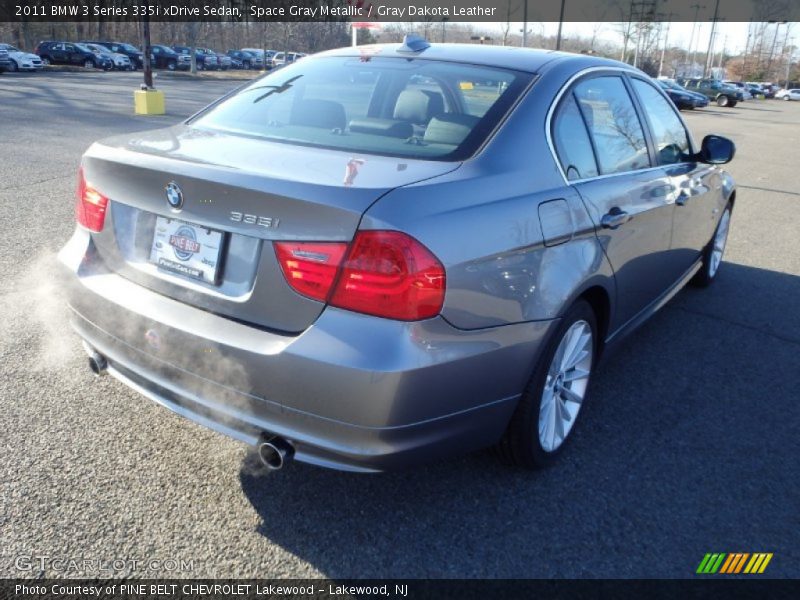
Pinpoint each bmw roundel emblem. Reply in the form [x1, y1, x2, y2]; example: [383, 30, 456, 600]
[165, 182, 184, 211]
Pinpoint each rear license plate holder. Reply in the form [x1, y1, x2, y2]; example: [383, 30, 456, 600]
[149, 216, 224, 285]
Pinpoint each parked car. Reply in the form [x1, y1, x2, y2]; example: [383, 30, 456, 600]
[723, 81, 752, 100]
[0, 43, 43, 71]
[658, 79, 709, 108]
[745, 84, 765, 99]
[0, 46, 10, 72]
[680, 78, 741, 107]
[173, 46, 218, 70]
[61, 37, 736, 472]
[227, 50, 259, 69]
[35, 41, 113, 70]
[83, 43, 132, 70]
[210, 50, 231, 70]
[242, 48, 273, 68]
[752, 83, 778, 98]
[270, 51, 306, 69]
[655, 79, 697, 110]
[149, 44, 188, 70]
[82, 41, 143, 69]
[775, 88, 800, 101]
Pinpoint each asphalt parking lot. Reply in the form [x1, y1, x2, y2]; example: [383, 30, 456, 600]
[1, 71, 798, 579]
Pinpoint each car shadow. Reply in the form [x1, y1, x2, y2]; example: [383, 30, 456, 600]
[238, 264, 800, 578]
[732, 104, 782, 113]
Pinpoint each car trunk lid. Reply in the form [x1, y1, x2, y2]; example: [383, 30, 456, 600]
[81, 125, 460, 333]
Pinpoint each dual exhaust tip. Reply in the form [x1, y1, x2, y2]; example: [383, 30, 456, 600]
[85, 346, 294, 470]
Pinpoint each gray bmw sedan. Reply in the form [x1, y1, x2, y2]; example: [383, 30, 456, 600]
[60, 37, 736, 472]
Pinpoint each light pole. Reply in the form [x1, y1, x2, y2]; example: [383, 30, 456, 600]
[556, 0, 566, 50]
[766, 21, 787, 76]
[685, 3, 704, 72]
[522, 0, 528, 48]
[659, 21, 671, 78]
[703, 0, 720, 78]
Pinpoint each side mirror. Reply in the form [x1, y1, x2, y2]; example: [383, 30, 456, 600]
[697, 134, 735, 165]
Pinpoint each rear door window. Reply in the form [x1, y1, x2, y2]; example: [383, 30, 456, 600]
[572, 76, 650, 175]
[552, 93, 599, 181]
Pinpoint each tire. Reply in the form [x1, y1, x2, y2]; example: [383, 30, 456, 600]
[716, 95, 729, 107]
[196, 62, 204, 71]
[783, 95, 790, 101]
[167, 60, 176, 71]
[497, 299, 598, 468]
[8, 59, 18, 72]
[84, 59, 95, 69]
[243, 61, 250, 70]
[692, 204, 732, 288]
[40, 57, 50, 66]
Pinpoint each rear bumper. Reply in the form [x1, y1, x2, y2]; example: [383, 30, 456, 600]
[60, 230, 556, 471]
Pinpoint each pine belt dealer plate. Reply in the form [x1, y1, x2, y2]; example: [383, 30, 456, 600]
[149, 217, 224, 284]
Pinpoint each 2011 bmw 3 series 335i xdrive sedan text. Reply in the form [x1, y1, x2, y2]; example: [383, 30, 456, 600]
[60, 37, 736, 472]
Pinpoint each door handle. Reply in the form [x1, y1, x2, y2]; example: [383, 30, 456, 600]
[600, 207, 631, 229]
[676, 192, 690, 206]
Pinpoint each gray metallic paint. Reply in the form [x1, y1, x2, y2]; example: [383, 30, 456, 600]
[60, 44, 735, 470]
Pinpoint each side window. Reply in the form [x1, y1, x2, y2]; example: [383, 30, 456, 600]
[552, 93, 599, 181]
[573, 76, 650, 175]
[631, 79, 691, 165]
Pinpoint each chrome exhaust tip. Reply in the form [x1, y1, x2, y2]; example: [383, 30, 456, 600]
[257, 435, 295, 470]
[87, 351, 107, 377]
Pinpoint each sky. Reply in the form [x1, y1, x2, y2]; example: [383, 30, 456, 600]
[480, 21, 796, 55]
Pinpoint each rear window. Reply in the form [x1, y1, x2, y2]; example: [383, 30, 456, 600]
[190, 56, 532, 161]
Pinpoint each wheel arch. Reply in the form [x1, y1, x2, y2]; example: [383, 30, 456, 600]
[577, 285, 612, 357]
[558, 276, 614, 358]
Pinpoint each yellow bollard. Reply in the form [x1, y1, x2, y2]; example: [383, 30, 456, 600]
[134, 89, 166, 115]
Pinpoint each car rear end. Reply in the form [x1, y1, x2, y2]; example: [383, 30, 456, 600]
[59, 50, 548, 471]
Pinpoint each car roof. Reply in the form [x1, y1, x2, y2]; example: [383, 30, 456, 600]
[313, 42, 630, 74]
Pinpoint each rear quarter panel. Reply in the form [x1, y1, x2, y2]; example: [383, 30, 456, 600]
[361, 59, 615, 330]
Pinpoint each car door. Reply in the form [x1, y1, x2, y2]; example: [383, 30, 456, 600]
[50, 43, 67, 64]
[552, 73, 678, 329]
[628, 76, 722, 274]
[62, 43, 79, 65]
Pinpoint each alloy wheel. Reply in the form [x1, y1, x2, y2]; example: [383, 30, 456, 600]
[538, 320, 593, 452]
[709, 209, 731, 278]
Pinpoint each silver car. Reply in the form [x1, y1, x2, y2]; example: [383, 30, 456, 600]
[60, 37, 736, 472]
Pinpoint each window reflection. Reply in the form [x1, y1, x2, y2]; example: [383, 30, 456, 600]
[573, 77, 650, 175]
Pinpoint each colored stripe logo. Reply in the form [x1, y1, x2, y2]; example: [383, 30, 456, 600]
[696, 553, 773, 574]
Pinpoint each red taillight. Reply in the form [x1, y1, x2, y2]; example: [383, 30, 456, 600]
[331, 231, 445, 321]
[274, 241, 348, 302]
[276, 231, 446, 321]
[75, 167, 109, 232]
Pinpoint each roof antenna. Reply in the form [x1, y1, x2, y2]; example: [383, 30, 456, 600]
[398, 34, 431, 53]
